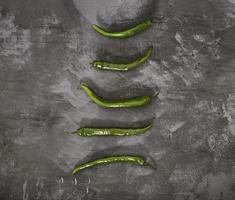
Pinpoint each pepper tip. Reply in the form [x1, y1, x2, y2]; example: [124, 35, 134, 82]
[80, 83, 87, 88]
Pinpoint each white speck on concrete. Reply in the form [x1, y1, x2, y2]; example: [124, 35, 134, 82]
[167, 121, 186, 133]
[151, 150, 167, 161]
[193, 34, 206, 43]
[0, 13, 31, 64]
[175, 33, 187, 51]
[60, 177, 64, 184]
[23, 180, 29, 200]
[223, 94, 235, 137]
[38, 12, 59, 48]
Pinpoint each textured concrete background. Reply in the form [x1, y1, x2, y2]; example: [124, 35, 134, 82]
[0, 0, 235, 199]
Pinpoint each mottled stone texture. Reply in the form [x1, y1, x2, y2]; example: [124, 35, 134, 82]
[0, 0, 235, 199]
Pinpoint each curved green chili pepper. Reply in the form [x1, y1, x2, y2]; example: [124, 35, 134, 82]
[92, 20, 152, 39]
[71, 124, 152, 137]
[72, 155, 145, 175]
[92, 47, 153, 71]
[80, 83, 152, 108]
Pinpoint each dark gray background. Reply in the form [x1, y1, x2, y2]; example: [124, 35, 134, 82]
[0, 0, 235, 199]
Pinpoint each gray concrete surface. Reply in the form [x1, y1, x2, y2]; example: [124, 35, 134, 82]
[0, 0, 235, 199]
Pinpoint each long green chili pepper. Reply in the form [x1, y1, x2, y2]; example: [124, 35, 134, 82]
[92, 47, 153, 71]
[80, 83, 153, 108]
[71, 124, 152, 137]
[92, 20, 152, 39]
[72, 155, 145, 175]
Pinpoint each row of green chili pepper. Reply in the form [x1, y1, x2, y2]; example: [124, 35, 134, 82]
[71, 20, 155, 175]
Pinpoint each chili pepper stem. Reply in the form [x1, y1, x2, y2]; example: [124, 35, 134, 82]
[153, 90, 160, 97]
[64, 130, 70, 134]
[143, 162, 157, 170]
[64, 130, 77, 135]
[151, 16, 165, 23]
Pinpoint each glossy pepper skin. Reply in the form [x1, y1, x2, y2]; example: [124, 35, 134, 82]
[80, 84, 152, 108]
[73, 124, 153, 137]
[72, 156, 145, 175]
[92, 20, 152, 39]
[92, 47, 153, 71]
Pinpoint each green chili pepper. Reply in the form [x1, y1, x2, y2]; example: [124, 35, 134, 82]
[92, 20, 152, 39]
[80, 83, 153, 108]
[92, 47, 153, 71]
[71, 124, 152, 137]
[72, 155, 145, 175]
